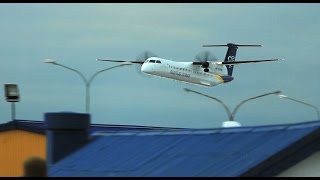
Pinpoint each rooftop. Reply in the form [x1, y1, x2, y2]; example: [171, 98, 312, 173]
[48, 120, 320, 177]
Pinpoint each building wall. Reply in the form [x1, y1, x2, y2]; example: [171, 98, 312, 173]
[0, 130, 46, 177]
[277, 151, 320, 177]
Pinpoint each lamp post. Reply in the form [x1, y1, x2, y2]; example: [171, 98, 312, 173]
[184, 88, 281, 127]
[44, 59, 131, 113]
[278, 94, 320, 120]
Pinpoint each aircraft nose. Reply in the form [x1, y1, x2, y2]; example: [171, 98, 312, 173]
[141, 64, 150, 73]
[141, 64, 146, 72]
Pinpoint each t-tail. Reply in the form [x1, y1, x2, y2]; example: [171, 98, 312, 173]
[203, 43, 263, 76]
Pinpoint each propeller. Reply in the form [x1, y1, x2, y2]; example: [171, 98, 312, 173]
[136, 51, 157, 62]
[135, 50, 157, 77]
[194, 51, 218, 72]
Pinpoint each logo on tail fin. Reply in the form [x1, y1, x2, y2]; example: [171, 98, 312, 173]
[224, 43, 238, 76]
[226, 55, 235, 73]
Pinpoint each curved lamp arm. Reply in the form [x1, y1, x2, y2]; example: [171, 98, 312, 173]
[279, 95, 320, 120]
[184, 88, 233, 121]
[231, 91, 281, 121]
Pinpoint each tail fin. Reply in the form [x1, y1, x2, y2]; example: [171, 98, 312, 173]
[203, 43, 262, 76]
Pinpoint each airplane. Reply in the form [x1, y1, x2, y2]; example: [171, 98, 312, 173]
[96, 43, 283, 87]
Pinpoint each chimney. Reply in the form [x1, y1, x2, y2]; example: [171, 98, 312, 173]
[45, 112, 90, 165]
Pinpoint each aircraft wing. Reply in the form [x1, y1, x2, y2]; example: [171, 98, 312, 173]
[96, 59, 144, 64]
[215, 58, 283, 65]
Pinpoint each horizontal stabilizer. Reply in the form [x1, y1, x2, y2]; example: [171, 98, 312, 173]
[215, 58, 283, 65]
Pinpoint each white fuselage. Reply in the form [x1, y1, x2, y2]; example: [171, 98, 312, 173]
[141, 57, 231, 87]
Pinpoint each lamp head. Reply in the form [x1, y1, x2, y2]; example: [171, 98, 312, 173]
[44, 59, 57, 64]
[278, 94, 288, 99]
[4, 84, 20, 102]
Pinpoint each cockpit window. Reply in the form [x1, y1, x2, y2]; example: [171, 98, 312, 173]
[156, 60, 161, 63]
[149, 60, 156, 63]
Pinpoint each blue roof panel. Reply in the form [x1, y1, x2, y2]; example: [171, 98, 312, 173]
[215, 129, 313, 176]
[49, 120, 320, 177]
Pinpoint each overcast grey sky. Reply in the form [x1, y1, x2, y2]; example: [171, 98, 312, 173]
[0, 3, 319, 128]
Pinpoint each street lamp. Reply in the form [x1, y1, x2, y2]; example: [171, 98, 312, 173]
[278, 94, 320, 120]
[184, 88, 281, 127]
[44, 59, 131, 113]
